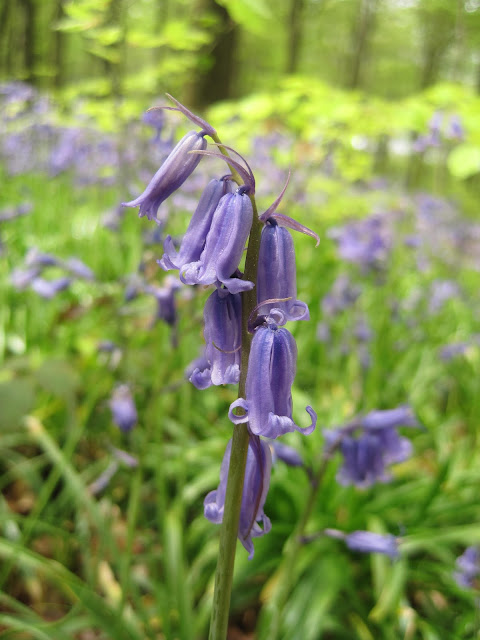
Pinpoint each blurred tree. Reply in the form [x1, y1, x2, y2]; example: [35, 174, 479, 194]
[189, 0, 239, 107]
[19, 0, 39, 84]
[345, 0, 379, 89]
[286, 0, 305, 73]
[417, 0, 456, 88]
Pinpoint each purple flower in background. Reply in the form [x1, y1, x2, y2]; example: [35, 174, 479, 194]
[30, 276, 71, 298]
[144, 275, 181, 327]
[122, 130, 208, 222]
[109, 385, 138, 432]
[329, 215, 392, 270]
[324, 528, 399, 559]
[269, 440, 304, 467]
[324, 406, 418, 488]
[361, 406, 418, 431]
[454, 546, 480, 589]
[159, 177, 235, 272]
[25, 247, 60, 268]
[10, 267, 41, 290]
[256, 218, 309, 321]
[190, 288, 242, 389]
[180, 189, 254, 294]
[428, 279, 461, 313]
[446, 114, 464, 141]
[321, 274, 361, 316]
[440, 335, 480, 361]
[204, 436, 272, 559]
[64, 257, 95, 280]
[142, 108, 165, 142]
[0, 201, 32, 222]
[229, 314, 316, 438]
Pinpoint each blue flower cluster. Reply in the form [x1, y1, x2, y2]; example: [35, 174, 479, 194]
[123, 97, 318, 557]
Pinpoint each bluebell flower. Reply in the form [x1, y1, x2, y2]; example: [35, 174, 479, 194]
[30, 276, 71, 299]
[269, 440, 304, 467]
[122, 130, 208, 222]
[324, 406, 418, 488]
[88, 460, 119, 496]
[25, 247, 60, 268]
[109, 385, 138, 432]
[229, 314, 316, 438]
[144, 276, 181, 327]
[158, 176, 234, 272]
[454, 546, 480, 589]
[447, 114, 464, 141]
[190, 288, 242, 389]
[204, 435, 272, 559]
[324, 528, 399, 559]
[64, 257, 95, 280]
[180, 189, 254, 294]
[321, 274, 361, 316]
[0, 201, 32, 222]
[256, 218, 309, 321]
[10, 267, 41, 290]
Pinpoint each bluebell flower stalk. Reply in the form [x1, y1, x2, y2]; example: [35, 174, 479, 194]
[122, 96, 318, 640]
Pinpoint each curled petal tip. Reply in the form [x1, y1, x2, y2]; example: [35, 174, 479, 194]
[271, 213, 320, 247]
[165, 93, 216, 136]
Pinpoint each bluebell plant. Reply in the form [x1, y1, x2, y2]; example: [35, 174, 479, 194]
[124, 95, 319, 639]
[124, 96, 421, 639]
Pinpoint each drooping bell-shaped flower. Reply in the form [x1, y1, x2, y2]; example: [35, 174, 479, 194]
[229, 315, 316, 438]
[204, 435, 272, 559]
[158, 176, 234, 272]
[190, 288, 242, 389]
[122, 131, 208, 222]
[323, 405, 418, 488]
[257, 218, 309, 321]
[109, 385, 138, 432]
[180, 188, 254, 294]
[324, 528, 399, 559]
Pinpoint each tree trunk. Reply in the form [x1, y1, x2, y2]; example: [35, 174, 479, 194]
[19, 0, 38, 84]
[346, 0, 378, 90]
[286, 0, 305, 74]
[189, 0, 239, 108]
[52, 0, 66, 88]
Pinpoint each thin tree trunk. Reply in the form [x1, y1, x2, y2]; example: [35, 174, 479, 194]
[189, 0, 239, 108]
[52, 0, 66, 88]
[20, 0, 37, 84]
[346, 0, 378, 90]
[286, 0, 305, 74]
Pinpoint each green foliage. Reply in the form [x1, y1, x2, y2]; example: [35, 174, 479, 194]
[1, 77, 480, 638]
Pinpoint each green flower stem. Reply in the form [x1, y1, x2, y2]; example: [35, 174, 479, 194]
[208, 133, 263, 640]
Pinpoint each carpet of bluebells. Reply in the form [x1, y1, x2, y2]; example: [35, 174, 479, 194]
[1, 81, 480, 639]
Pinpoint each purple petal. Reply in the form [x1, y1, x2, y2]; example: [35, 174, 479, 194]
[257, 219, 309, 321]
[180, 191, 254, 293]
[122, 131, 207, 222]
[158, 177, 234, 271]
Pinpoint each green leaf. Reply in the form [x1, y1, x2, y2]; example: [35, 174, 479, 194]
[447, 144, 480, 179]
[216, 0, 271, 34]
[0, 379, 36, 429]
[34, 359, 80, 399]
